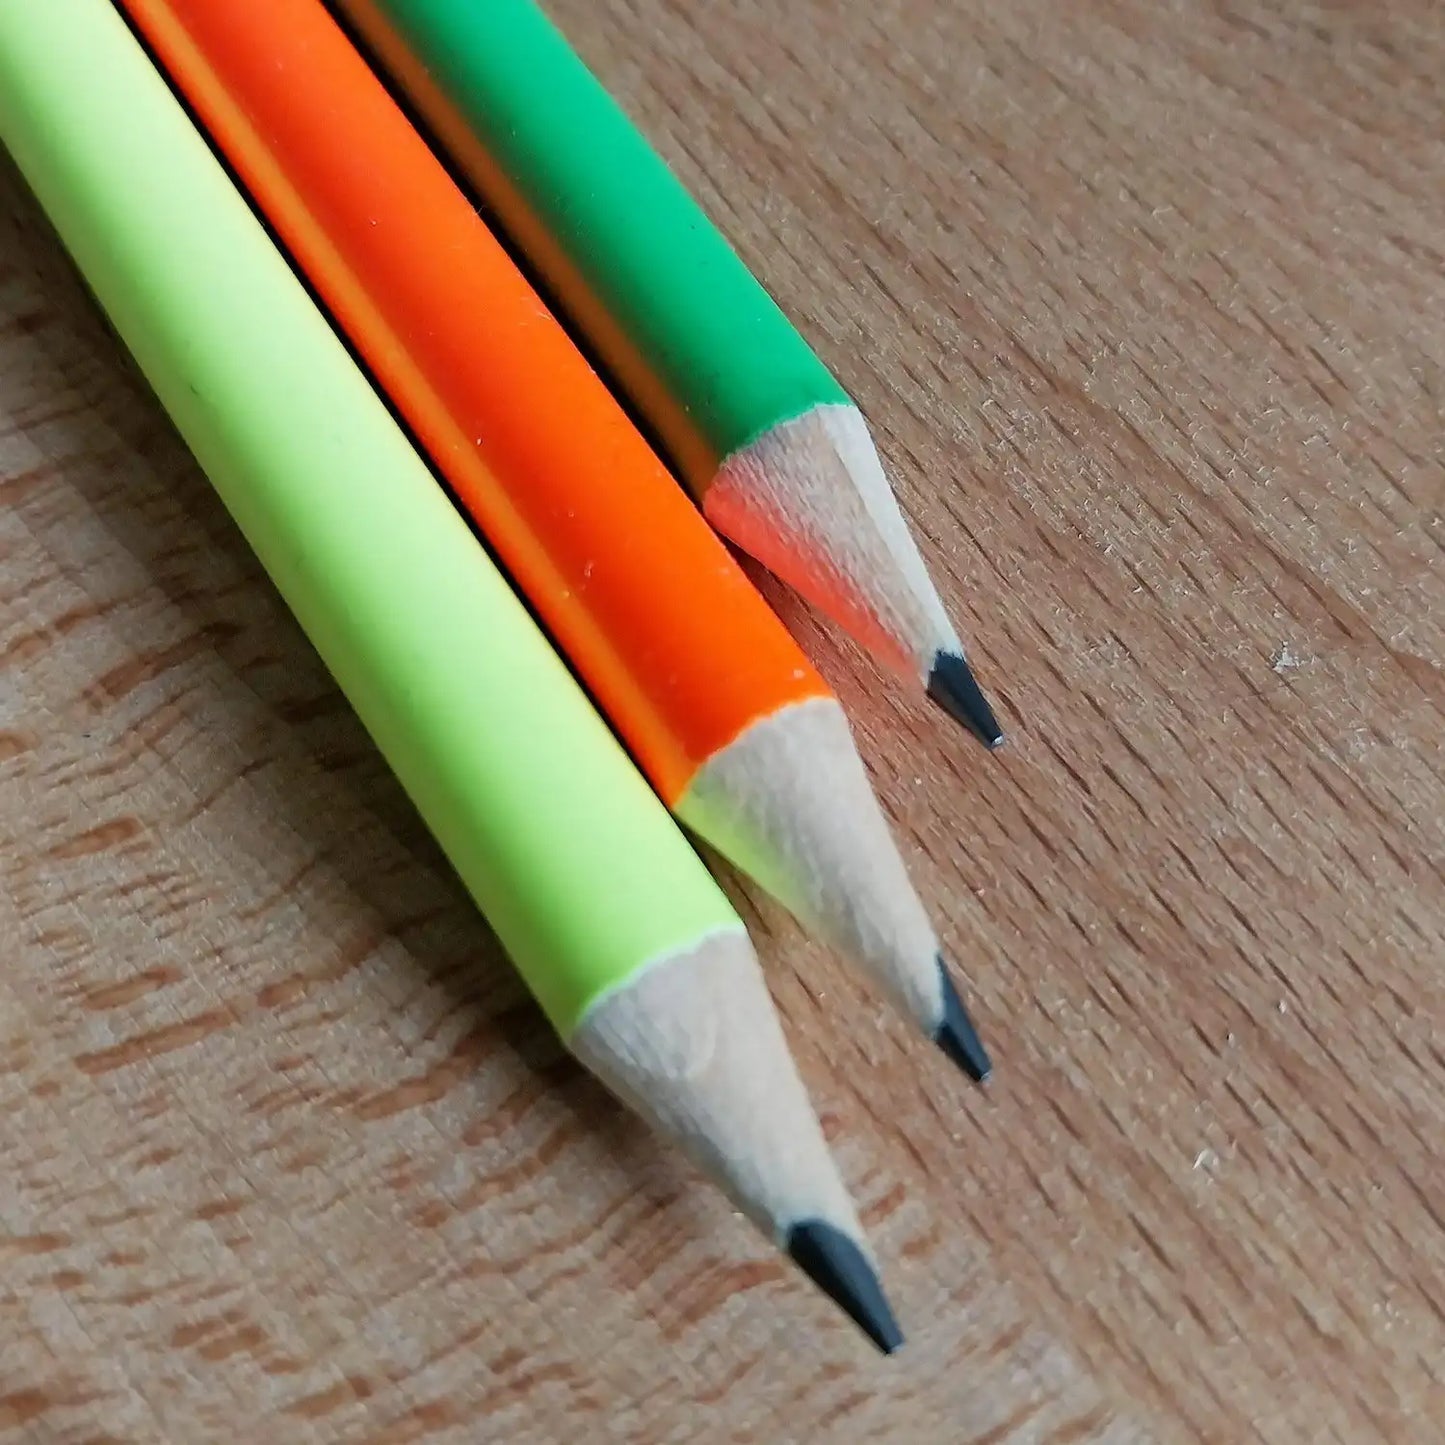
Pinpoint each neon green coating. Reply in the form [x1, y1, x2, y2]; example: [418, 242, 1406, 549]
[345, 0, 851, 483]
[0, 0, 742, 1040]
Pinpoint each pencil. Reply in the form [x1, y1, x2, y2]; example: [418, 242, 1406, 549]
[121, 0, 992, 1081]
[332, 0, 1005, 749]
[0, 0, 902, 1352]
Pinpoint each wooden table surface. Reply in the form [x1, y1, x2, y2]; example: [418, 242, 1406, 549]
[2, 2, 1441, 1440]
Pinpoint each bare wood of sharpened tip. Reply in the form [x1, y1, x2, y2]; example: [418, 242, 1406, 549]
[573, 930, 904, 1353]
[680, 698, 991, 1081]
[711, 407, 1006, 751]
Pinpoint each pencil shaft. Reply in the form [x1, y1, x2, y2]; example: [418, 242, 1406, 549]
[125, 0, 829, 804]
[335, 0, 996, 716]
[336, 0, 848, 487]
[0, 0, 738, 1038]
[121, 0, 986, 1064]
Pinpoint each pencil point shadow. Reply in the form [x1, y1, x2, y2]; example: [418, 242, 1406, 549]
[729, 549, 924, 741]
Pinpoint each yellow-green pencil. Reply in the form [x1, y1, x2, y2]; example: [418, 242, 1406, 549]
[0, 0, 900, 1351]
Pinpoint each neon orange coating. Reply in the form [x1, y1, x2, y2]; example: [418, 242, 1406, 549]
[123, 0, 829, 803]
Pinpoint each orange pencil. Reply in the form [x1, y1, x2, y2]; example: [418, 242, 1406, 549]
[122, 0, 990, 1077]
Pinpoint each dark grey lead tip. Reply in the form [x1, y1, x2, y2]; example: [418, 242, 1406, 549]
[787, 1220, 904, 1355]
[935, 961, 993, 1083]
[927, 650, 1004, 750]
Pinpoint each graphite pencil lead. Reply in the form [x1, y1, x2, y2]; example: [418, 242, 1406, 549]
[787, 1220, 904, 1355]
[934, 961, 993, 1083]
[927, 650, 1005, 750]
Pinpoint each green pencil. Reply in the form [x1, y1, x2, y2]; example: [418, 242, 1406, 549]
[336, 0, 1004, 747]
[0, 0, 900, 1352]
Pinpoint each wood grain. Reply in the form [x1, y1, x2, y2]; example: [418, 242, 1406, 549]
[1, 0, 1441, 1439]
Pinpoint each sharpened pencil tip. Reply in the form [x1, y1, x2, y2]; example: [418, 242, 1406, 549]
[928, 651, 1004, 749]
[788, 1220, 904, 1354]
[935, 961, 993, 1083]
